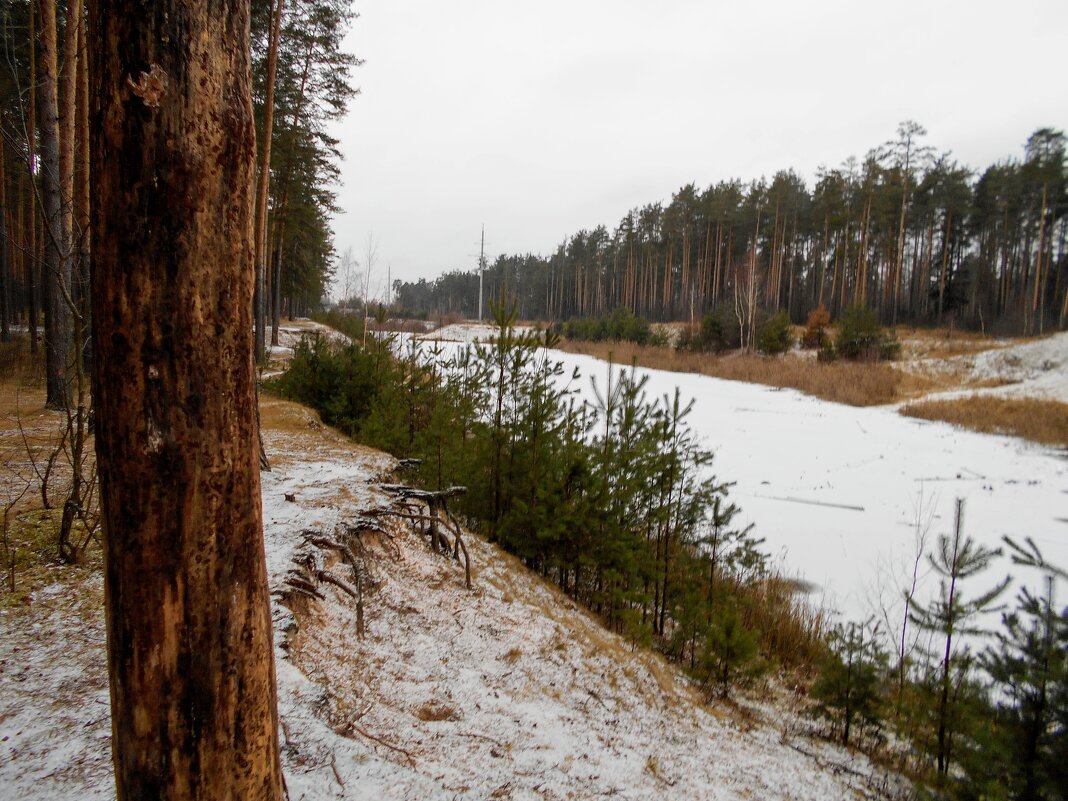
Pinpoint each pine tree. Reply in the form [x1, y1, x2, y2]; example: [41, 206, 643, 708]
[702, 602, 761, 697]
[812, 619, 885, 747]
[973, 538, 1068, 801]
[90, 1, 284, 797]
[910, 498, 1010, 777]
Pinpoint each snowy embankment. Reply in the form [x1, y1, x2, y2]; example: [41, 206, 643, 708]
[907, 329, 1068, 404]
[0, 396, 903, 800]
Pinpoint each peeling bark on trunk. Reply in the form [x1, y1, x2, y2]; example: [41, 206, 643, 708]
[89, 2, 285, 799]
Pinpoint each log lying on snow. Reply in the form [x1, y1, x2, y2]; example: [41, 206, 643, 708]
[372, 484, 473, 590]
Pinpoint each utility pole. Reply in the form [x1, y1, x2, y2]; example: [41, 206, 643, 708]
[478, 224, 485, 321]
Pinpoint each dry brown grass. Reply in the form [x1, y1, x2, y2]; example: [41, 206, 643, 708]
[501, 646, 523, 663]
[414, 700, 458, 721]
[557, 340, 930, 406]
[0, 338, 102, 601]
[737, 573, 828, 670]
[901, 395, 1068, 447]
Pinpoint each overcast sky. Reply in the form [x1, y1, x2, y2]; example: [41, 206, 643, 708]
[328, 0, 1068, 294]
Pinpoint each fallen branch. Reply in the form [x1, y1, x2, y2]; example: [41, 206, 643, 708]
[329, 753, 344, 789]
[283, 585, 324, 602]
[442, 511, 472, 589]
[372, 484, 475, 586]
[341, 721, 416, 768]
[317, 569, 359, 599]
[284, 575, 325, 600]
[754, 493, 865, 512]
[457, 730, 506, 748]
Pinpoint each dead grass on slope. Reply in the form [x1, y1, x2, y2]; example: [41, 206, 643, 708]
[557, 340, 930, 406]
[901, 395, 1068, 447]
[0, 338, 102, 604]
[738, 573, 829, 671]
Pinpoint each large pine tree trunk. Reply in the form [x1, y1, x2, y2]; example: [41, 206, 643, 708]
[89, 2, 285, 798]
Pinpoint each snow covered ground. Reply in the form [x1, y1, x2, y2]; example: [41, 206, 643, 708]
[907, 330, 1068, 403]
[426, 322, 536, 344]
[0, 397, 903, 800]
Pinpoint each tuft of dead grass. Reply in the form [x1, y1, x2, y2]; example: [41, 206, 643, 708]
[901, 395, 1068, 447]
[501, 646, 523, 663]
[414, 700, 458, 721]
[557, 340, 923, 406]
[716, 571, 829, 672]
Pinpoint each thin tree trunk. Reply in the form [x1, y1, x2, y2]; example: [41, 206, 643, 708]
[26, 0, 38, 353]
[89, 2, 285, 798]
[60, 0, 82, 253]
[75, 6, 90, 307]
[38, 0, 71, 409]
[254, 0, 284, 361]
[0, 141, 10, 343]
[1031, 184, 1047, 334]
[938, 211, 952, 323]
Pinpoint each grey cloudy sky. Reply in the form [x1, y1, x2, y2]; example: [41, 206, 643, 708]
[329, 0, 1068, 294]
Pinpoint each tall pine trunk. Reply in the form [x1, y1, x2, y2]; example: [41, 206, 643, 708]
[38, 0, 71, 409]
[254, 0, 284, 360]
[89, 2, 285, 798]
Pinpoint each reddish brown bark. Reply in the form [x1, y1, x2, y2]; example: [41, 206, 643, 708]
[89, 2, 285, 799]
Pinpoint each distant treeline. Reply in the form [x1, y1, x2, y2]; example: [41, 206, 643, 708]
[394, 123, 1067, 335]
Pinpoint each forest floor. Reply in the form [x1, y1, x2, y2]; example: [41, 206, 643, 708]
[0, 349, 909, 799]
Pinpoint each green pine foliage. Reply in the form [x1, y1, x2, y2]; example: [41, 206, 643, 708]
[251, 0, 361, 315]
[830, 306, 901, 362]
[393, 127, 1067, 337]
[559, 307, 654, 345]
[756, 311, 794, 355]
[811, 620, 886, 747]
[908, 499, 1010, 779]
[274, 320, 1068, 799]
[676, 304, 741, 352]
[702, 603, 763, 697]
[962, 539, 1068, 801]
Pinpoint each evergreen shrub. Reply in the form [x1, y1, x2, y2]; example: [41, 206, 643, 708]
[756, 311, 793, 355]
[833, 306, 900, 362]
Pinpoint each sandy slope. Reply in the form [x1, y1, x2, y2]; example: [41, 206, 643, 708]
[0, 397, 904, 800]
[903, 330, 1068, 403]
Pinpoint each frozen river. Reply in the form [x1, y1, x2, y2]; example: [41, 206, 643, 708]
[546, 349, 1068, 629]
[420, 326, 1066, 631]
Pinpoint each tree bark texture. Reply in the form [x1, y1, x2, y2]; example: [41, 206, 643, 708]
[89, 2, 285, 799]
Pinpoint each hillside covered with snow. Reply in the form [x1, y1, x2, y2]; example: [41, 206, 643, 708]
[0, 395, 904, 800]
